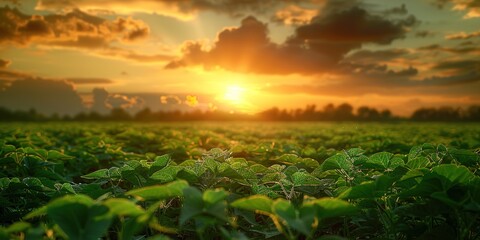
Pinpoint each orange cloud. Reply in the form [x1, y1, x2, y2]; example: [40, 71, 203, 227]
[432, 0, 480, 18]
[0, 7, 149, 46]
[272, 5, 318, 25]
[0, 7, 170, 63]
[35, 0, 314, 20]
[167, 5, 417, 75]
[446, 31, 480, 40]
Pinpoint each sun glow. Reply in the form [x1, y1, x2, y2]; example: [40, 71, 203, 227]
[223, 85, 245, 103]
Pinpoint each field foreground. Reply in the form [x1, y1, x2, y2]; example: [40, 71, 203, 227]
[1, 122, 479, 239]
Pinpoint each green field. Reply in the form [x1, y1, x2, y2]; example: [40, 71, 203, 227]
[1, 122, 480, 239]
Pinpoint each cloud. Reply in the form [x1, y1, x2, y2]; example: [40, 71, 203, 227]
[107, 94, 144, 109]
[161, 95, 182, 105]
[91, 87, 110, 114]
[415, 30, 436, 38]
[0, 78, 85, 115]
[288, 6, 417, 61]
[418, 44, 480, 54]
[0, 7, 149, 46]
[383, 4, 408, 16]
[0, 69, 33, 80]
[446, 30, 480, 40]
[35, 0, 312, 20]
[272, 5, 319, 25]
[420, 71, 480, 86]
[0, 7, 169, 63]
[166, 16, 336, 74]
[91, 87, 145, 113]
[66, 78, 114, 84]
[344, 49, 410, 64]
[167, 4, 417, 75]
[431, 0, 480, 18]
[0, 59, 10, 68]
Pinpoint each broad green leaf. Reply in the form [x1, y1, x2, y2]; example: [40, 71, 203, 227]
[292, 172, 322, 186]
[321, 154, 352, 171]
[126, 180, 189, 201]
[149, 166, 182, 183]
[276, 154, 300, 164]
[81, 169, 109, 180]
[273, 199, 311, 235]
[203, 188, 228, 205]
[339, 182, 379, 199]
[231, 195, 274, 214]
[45, 195, 112, 240]
[104, 198, 144, 217]
[308, 198, 358, 219]
[407, 157, 430, 169]
[150, 154, 171, 173]
[180, 187, 203, 225]
[367, 152, 394, 169]
[432, 164, 475, 185]
[6, 222, 30, 233]
[449, 149, 480, 166]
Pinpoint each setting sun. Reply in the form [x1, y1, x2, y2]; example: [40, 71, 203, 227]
[223, 85, 245, 103]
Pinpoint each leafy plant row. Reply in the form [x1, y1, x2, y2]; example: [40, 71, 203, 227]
[1, 138, 479, 239]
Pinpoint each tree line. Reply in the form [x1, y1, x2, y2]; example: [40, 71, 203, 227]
[0, 103, 479, 122]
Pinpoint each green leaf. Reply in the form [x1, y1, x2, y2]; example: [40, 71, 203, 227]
[308, 198, 358, 219]
[321, 154, 352, 171]
[449, 149, 480, 166]
[407, 157, 430, 169]
[367, 152, 393, 169]
[180, 187, 203, 225]
[292, 172, 322, 186]
[126, 180, 189, 201]
[149, 166, 182, 183]
[338, 182, 379, 199]
[150, 154, 171, 173]
[273, 199, 311, 235]
[81, 169, 109, 180]
[203, 188, 228, 205]
[104, 198, 144, 217]
[45, 195, 112, 240]
[231, 195, 274, 214]
[6, 222, 30, 233]
[432, 164, 475, 185]
[203, 189, 229, 222]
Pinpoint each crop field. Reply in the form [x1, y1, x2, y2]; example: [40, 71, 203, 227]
[1, 122, 480, 240]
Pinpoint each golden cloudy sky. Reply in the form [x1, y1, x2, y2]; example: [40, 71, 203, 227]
[0, 0, 479, 115]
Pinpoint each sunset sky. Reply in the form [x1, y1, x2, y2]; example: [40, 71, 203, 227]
[0, 0, 479, 116]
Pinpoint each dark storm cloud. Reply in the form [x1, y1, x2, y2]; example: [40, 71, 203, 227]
[167, 3, 417, 75]
[288, 6, 417, 61]
[0, 78, 85, 115]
